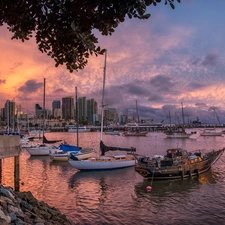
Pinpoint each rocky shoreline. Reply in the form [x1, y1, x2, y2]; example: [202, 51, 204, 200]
[0, 184, 74, 225]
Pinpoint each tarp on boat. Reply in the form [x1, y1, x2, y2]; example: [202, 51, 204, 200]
[100, 141, 136, 156]
[59, 143, 80, 152]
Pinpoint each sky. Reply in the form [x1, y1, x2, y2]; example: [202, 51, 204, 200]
[1, 0, 225, 125]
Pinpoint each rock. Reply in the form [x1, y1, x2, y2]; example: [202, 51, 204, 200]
[0, 208, 11, 223]
[0, 217, 8, 225]
[0, 185, 74, 225]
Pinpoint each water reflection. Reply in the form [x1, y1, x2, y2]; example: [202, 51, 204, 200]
[135, 170, 217, 198]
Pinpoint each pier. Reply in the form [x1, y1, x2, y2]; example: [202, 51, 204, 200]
[0, 136, 22, 191]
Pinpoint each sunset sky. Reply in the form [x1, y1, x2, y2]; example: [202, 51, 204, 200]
[1, 0, 225, 124]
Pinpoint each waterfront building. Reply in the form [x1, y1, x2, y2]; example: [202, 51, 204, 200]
[52, 100, 61, 117]
[104, 108, 119, 125]
[77, 97, 87, 124]
[4, 100, 15, 129]
[54, 108, 62, 119]
[119, 114, 127, 124]
[35, 104, 42, 118]
[62, 96, 74, 120]
[87, 98, 98, 125]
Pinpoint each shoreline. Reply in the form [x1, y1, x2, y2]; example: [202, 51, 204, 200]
[0, 184, 74, 225]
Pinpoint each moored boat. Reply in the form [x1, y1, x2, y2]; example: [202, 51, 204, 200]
[164, 127, 195, 138]
[68, 141, 136, 170]
[104, 130, 120, 135]
[200, 128, 223, 137]
[135, 147, 225, 180]
[122, 131, 148, 137]
[50, 144, 95, 161]
[68, 50, 137, 171]
[67, 126, 90, 133]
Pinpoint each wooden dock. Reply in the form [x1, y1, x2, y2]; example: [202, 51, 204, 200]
[0, 136, 22, 191]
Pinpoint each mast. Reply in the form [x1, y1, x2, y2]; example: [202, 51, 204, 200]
[43, 78, 46, 142]
[181, 102, 185, 126]
[100, 50, 107, 144]
[136, 100, 139, 123]
[169, 111, 172, 127]
[75, 86, 79, 147]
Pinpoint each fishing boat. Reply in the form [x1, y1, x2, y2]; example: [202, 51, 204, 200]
[135, 147, 225, 180]
[26, 78, 60, 156]
[68, 50, 137, 171]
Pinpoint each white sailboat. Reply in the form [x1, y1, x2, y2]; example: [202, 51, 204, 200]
[26, 78, 60, 156]
[68, 50, 136, 170]
[164, 103, 194, 138]
[50, 87, 95, 161]
[200, 109, 223, 137]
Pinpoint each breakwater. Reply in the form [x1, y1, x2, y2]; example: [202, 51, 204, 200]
[0, 184, 73, 224]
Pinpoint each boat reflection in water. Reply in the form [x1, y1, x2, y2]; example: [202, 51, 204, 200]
[135, 169, 217, 197]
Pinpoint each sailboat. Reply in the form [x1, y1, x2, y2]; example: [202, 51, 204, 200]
[122, 100, 148, 137]
[164, 103, 195, 138]
[68, 50, 137, 170]
[49, 87, 95, 161]
[200, 109, 223, 136]
[26, 78, 60, 156]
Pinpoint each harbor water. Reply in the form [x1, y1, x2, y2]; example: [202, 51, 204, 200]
[1, 129, 225, 225]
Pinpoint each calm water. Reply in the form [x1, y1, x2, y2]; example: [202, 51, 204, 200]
[2, 129, 225, 225]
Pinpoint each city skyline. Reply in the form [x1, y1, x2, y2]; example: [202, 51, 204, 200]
[1, 1, 225, 124]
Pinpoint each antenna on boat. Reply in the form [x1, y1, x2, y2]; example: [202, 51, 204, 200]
[100, 50, 107, 143]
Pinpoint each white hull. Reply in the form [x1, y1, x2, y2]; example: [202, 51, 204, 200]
[68, 128, 91, 133]
[200, 132, 223, 136]
[200, 129, 223, 137]
[122, 131, 148, 137]
[26, 145, 58, 156]
[50, 148, 95, 161]
[166, 133, 192, 138]
[68, 155, 136, 170]
[104, 131, 120, 135]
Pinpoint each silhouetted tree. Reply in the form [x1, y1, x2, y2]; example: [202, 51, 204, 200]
[0, 0, 180, 72]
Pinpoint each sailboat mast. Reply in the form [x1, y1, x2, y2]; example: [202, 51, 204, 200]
[43, 78, 46, 141]
[100, 50, 107, 142]
[181, 102, 185, 126]
[75, 86, 79, 147]
[136, 100, 140, 123]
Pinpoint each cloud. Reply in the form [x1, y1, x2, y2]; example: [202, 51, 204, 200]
[0, 79, 6, 84]
[201, 53, 218, 66]
[18, 79, 43, 93]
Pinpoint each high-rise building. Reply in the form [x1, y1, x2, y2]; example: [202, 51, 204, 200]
[77, 97, 87, 123]
[87, 98, 98, 125]
[4, 100, 15, 128]
[62, 96, 74, 120]
[52, 100, 61, 117]
[35, 104, 42, 118]
[104, 108, 119, 125]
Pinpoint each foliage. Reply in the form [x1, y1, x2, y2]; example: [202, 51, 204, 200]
[0, 0, 180, 72]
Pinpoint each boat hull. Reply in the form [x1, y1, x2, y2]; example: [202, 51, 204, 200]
[26, 145, 58, 156]
[123, 131, 148, 137]
[166, 133, 192, 138]
[50, 149, 95, 161]
[135, 148, 224, 180]
[68, 157, 136, 170]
